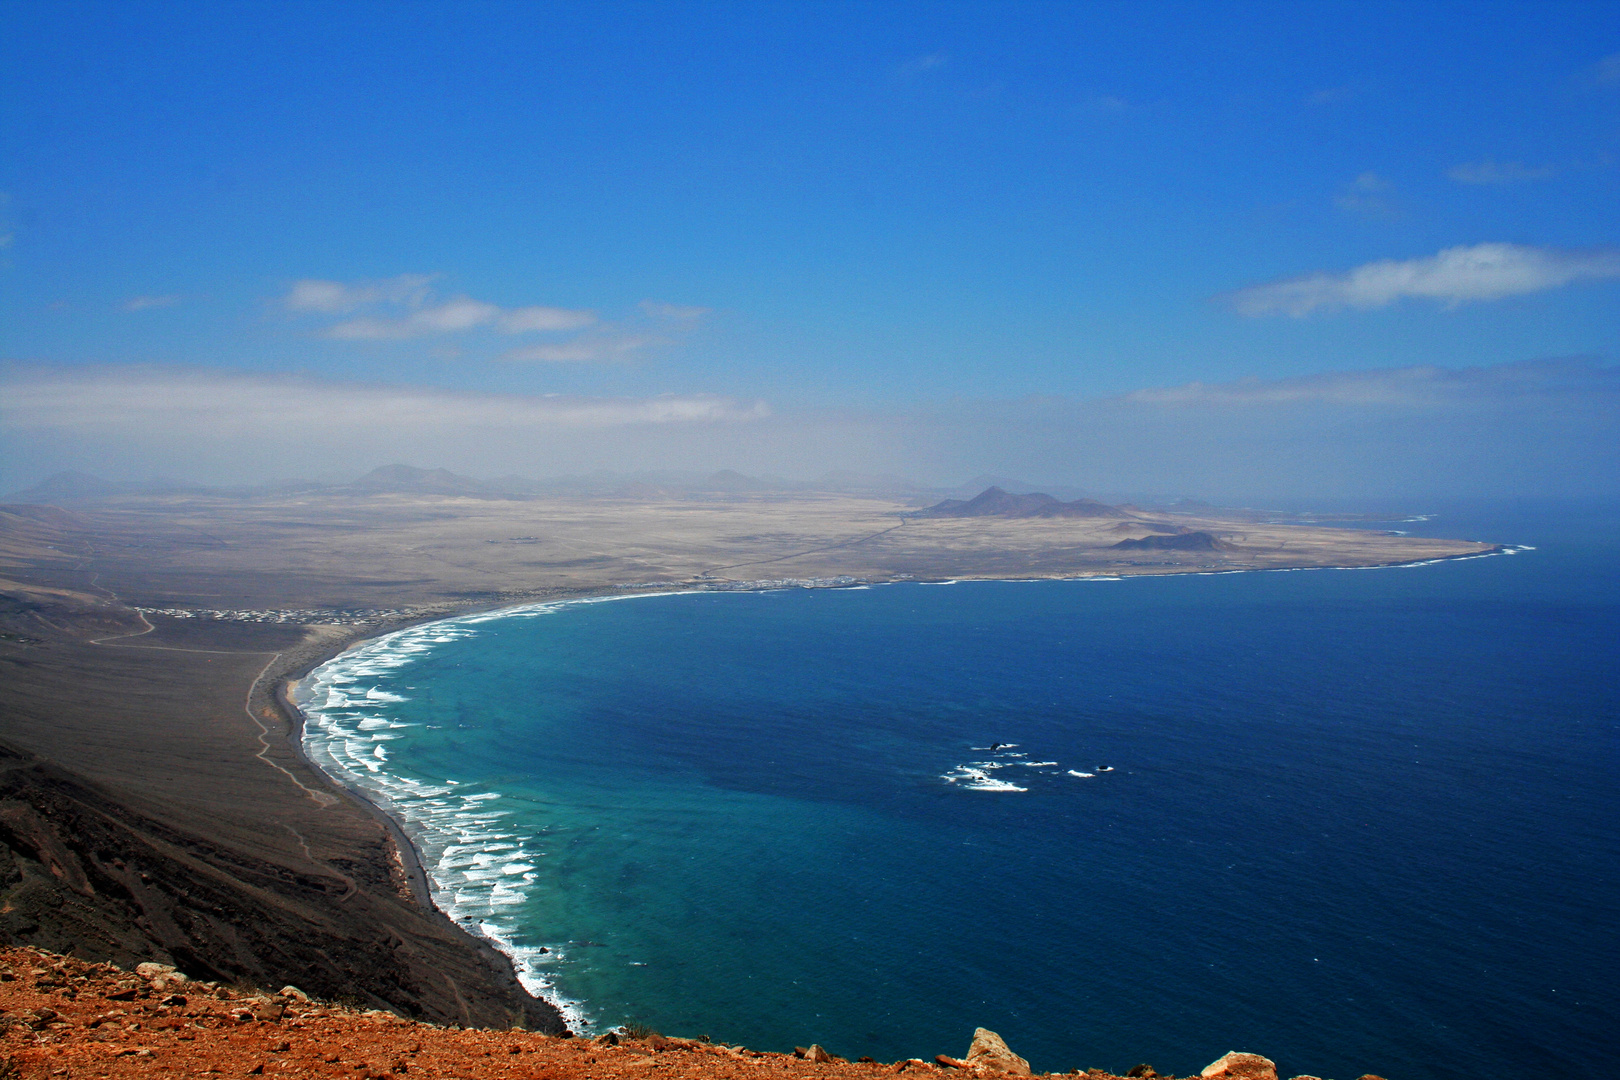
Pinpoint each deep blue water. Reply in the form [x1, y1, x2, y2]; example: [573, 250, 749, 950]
[301, 502, 1618, 1080]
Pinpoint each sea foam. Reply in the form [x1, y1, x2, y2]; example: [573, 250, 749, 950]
[292, 598, 696, 1033]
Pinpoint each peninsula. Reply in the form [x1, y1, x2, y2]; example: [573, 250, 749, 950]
[0, 470, 1494, 1055]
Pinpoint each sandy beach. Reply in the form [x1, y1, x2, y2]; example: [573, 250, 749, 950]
[0, 489, 1500, 1028]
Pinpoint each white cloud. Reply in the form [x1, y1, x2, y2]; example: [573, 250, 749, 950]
[284, 276, 597, 342]
[500, 305, 597, 332]
[4, 360, 1615, 500]
[0, 366, 769, 436]
[1224, 243, 1620, 317]
[284, 275, 435, 313]
[500, 335, 657, 363]
[121, 294, 182, 312]
[1447, 160, 1557, 185]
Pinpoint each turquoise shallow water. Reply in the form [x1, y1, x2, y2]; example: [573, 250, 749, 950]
[299, 503, 1618, 1079]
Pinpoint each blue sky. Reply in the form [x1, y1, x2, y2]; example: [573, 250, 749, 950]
[2, 1, 1617, 497]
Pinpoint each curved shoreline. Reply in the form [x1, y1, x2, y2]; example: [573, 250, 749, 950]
[268, 544, 1519, 1033]
[265, 598, 608, 1032]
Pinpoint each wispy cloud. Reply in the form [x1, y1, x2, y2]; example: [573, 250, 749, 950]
[501, 305, 598, 332]
[1585, 51, 1620, 88]
[1447, 159, 1557, 185]
[1307, 85, 1354, 106]
[121, 294, 182, 312]
[4, 360, 1614, 500]
[1, 365, 769, 435]
[1333, 171, 1397, 218]
[640, 300, 710, 323]
[284, 275, 436, 313]
[501, 336, 657, 363]
[897, 53, 948, 78]
[1125, 357, 1620, 407]
[499, 300, 709, 361]
[1223, 243, 1620, 317]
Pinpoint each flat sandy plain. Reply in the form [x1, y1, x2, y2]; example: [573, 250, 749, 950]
[0, 488, 1497, 1031]
[7, 489, 1496, 608]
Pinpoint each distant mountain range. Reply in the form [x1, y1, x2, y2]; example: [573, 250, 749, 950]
[910, 486, 1127, 519]
[349, 464, 492, 496]
[3, 467, 1194, 511]
[3, 465, 948, 503]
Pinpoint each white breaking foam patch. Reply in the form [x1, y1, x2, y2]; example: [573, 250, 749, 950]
[941, 764, 1028, 792]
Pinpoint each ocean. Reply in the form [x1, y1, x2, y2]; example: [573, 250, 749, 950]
[297, 501, 1618, 1080]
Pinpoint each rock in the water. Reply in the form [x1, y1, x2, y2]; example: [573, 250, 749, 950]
[964, 1029, 1032, 1076]
[1200, 1052, 1278, 1080]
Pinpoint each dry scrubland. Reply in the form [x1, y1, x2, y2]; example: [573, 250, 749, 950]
[0, 491, 1494, 611]
[0, 488, 1489, 1071]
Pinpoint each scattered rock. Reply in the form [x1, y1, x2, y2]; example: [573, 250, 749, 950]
[1287, 1075, 1324, 1080]
[134, 963, 175, 980]
[936, 1055, 968, 1069]
[1200, 1052, 1278, 1080]
[250, 1001, 286, 1023]
[800, 1045, 835, 1064]
[279, 986, 310, 1003]
[1126, 1066, 1159, 1078]
[965, 1029, 1032, 1076]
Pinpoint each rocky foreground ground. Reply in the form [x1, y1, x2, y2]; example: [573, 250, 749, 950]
[0, 947, 1385, 1080]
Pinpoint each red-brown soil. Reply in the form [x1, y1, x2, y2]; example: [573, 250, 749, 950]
[0, 946, 1189, 1080]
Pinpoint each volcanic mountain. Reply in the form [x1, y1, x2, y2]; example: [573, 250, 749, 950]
[911, 486, 1125, 519]
[1112, 530, 1231, 551]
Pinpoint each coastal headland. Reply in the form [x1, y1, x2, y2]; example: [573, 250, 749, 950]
[0, 478, 1496, 1055]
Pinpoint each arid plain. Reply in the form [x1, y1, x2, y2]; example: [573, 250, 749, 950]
[0, 480, 1497, 1037]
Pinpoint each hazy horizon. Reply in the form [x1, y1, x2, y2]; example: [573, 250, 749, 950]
[3, 2, 1617, 502]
